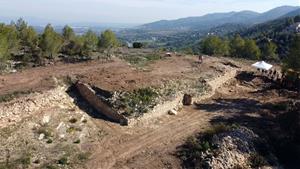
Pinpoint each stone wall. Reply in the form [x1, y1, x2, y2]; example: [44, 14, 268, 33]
[128, 94, 184, 125]
[75, 82, 128, 125]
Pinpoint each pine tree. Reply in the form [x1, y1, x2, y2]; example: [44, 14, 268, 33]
[81, 30, 98, 56]
[0, 32, 9, 61]
[243, 39, 261, 60]
[22, 26, 38, 49]
[39, 24, 63, 59]
[285, 35, 300, 72]
[201, 36, 228, 56]
[229, 35, 245, 57]
[261, 41, 278, 60]
[0, 24, 19, 60]
[62, 25, 75, 42]
[98, 30, 119, 49]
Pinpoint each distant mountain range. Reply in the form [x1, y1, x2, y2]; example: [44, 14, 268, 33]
[117, 5, 300, 49]
[0, 16, 139, 34]
[139, 6, 300, 31]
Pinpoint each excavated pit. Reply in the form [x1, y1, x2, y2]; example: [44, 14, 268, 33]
[72, 67, 238, 126]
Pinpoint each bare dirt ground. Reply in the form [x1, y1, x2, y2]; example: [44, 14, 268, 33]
[83, 72, 298, 169]
[0, 56, 190, 95]
[0, 53, 236, 96]
[1, 53, 296, 169]
[0, 54, 239, 168]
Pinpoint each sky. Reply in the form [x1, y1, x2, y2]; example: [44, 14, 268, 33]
[0, 0, 299, 25]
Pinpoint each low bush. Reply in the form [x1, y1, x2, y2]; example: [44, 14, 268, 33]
[144, 54, 161, 61]
[36, 127, 53, 139]
[73, 139, 80, 144]
[0, 90, 33, 103]
[133, 42, 143, 48]
[121, 52, 161, 67]
[177, 124, 236, 168]
[46, 139, 53, 144]
[77, 152, 91, 162]
[0, 152, 32, 169]
[57, 157, 68, 165]
[82, 119, 87, 123]
[67, 126, 82, 133]
[121, 87, 159, 117]
[69, 118, 78, 124]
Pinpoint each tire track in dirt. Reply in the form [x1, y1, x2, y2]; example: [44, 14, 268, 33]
[88, 109, 218, 169]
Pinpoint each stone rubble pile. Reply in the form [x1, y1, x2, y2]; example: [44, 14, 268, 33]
[0, 86, 74, 128]
[202, 127, 277, 169]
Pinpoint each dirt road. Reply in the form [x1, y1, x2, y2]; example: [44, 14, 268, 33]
[85, 104, 220, 169]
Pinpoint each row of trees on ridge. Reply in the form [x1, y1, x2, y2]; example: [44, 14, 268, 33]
[200, 35, 278, 61]
[0, 18, 119, 64]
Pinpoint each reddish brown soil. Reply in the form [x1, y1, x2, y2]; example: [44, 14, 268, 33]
[0, 56, 221, 95]
[82, 73, 296, 169]
[2, 55, 292, 169]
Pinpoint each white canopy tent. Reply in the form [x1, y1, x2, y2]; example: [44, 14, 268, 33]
[252, 61, 273, 71]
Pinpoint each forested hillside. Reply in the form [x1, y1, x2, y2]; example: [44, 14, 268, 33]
[236, 15, 300, 58]
[118, 6, 299, 52]
[140, 6, 298, 31]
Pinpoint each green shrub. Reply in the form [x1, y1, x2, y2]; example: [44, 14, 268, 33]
[133, 42, 143, 48]
[15, 153, 31, 168]
[46, 139, 53, 144]
[57, 157, 68, 165]
[0, 90, 32, 103]
[45, 165, 59, 169]
[73, 139, 80, 144]
[36, 127, 53, 139]
[67, 126, 82, 133]
[82, 119, 87, 123]
[69, 118, 78, 124]
[77, 152, 91, 162]
[144, 54, 161, 61]
[121, 87, 159, 117]
[122, 52, 161, 67]
[33, 159, 40, 164]
[205, 124, 234, 137]
[177, 124, 237, 168]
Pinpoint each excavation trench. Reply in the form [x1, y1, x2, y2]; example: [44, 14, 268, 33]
[73, 68, 238, 126]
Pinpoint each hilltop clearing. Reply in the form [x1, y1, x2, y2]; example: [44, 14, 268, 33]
[0, 51, 298, 168]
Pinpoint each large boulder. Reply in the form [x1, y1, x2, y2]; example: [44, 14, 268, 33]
[183, 94, 193, 105]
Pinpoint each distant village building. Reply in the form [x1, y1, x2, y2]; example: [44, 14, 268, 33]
[165, 52, 172, 57]
[296, 23, 300, 33]
[151, 37, 157, 41]
[286, 22, 300, 33]
[126, 42, 133, 48]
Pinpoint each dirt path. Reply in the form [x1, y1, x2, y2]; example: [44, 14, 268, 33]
[86, 105, 221, 169]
